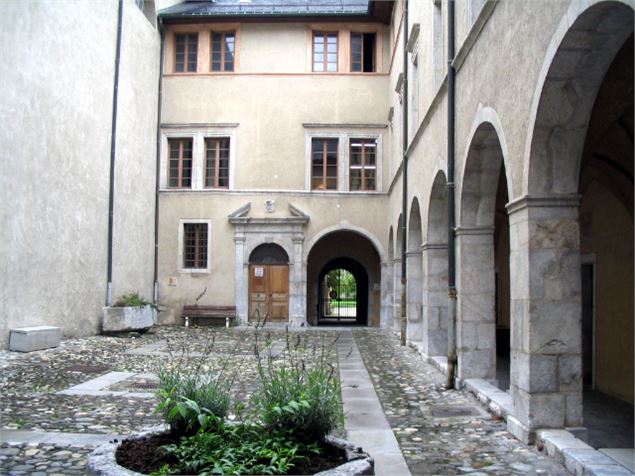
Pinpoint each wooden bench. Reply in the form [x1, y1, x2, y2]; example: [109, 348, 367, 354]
[182, 305, 237, 328]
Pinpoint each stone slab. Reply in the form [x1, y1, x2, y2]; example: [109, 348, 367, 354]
[9, 326, 61, 352]
[599, 448, 635, 472]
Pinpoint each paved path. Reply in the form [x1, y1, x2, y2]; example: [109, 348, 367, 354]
[337, 329, 410, 475]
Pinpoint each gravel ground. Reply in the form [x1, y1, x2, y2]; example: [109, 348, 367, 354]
[0, 326, 570, 475]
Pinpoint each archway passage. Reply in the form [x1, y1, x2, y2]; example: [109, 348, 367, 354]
[248, 243, 289, 323]
[307, 230, 381, 327]
[578, 33, 633, 449]
[318, 259, 367, 325]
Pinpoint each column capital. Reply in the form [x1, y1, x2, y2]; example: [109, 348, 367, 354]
[506, 194, 580, 215]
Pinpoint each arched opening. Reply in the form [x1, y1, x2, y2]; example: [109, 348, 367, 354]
[248, 243, 289, 322]
[306, 230, 381, 327]
[458, 122, 510, 385]
[513, 1, 633, 442]
[423, 171, 448, 356]
[318, 258, 368, 325]
[578, 33, 633, 448]
[407, 198, 423, 342]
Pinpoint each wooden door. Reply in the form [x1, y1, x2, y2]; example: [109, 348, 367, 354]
[249, 264, 289, 322]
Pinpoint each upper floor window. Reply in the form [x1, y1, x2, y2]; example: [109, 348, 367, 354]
[211, 31, 235, 71]
[183, 222, 208, 269]
[205, 138, 230, 188]
[351, 33, 376, 72]
[313, 32, 338, 72]
[174, 33, 198, 72]
[168, 138, 193, 188]
[349, 139, 376, 191]
[311, 138, 338, 190]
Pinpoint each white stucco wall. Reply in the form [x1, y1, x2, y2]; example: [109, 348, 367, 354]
[0, 0, 159, 347]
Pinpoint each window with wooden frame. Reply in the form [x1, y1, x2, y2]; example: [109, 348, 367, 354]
[349, 139, 376, 191]
[351, 32, 376, 72]
[174, 33, 198, 72]
[183, 223, 208, 269]
[205, 138, 230, 188]
[311, 138, 338, 190]
[313, 32, 338, 72]
[211, 31, 235, 71]
[168, 138, 193, 188]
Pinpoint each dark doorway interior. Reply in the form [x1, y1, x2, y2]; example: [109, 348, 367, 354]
[317, 258, 368, 326]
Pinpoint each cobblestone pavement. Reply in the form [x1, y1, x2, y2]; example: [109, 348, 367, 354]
[353, 328, 568, 475]
[0, 327, 569, 475]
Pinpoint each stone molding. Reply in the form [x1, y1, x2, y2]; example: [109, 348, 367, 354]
[421, 242, 448, 251]
[506, 194, 580, 215]
[454, 225, 495, 236]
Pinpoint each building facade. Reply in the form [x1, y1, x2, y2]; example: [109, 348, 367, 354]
[1, 0, 632, 447]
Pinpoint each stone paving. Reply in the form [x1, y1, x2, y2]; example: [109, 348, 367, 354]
[0, 326, 571, 475]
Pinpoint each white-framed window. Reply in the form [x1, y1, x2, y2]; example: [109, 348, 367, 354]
[178, 219, 212, 273]
[161, 127, 236, 190]
[304, 131, 383, 192]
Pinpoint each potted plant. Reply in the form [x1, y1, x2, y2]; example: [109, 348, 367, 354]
[102, 291, 158, 334]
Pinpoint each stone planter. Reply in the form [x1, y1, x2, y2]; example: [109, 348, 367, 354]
[102, 305, 157, 333]
[86, 430, 374, 476]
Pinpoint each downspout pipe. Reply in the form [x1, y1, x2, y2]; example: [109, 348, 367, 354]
[400, 0, 409, 346]
[153, 20, 165, 304]
[446, 0, 457, 389]
[106, 0, 124, 306]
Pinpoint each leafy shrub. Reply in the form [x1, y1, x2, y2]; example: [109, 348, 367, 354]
[157, 417, 321, 475]
[251, 330, 343, 443]
[156, 335, 232, 435]
[114, 291, 152, 308]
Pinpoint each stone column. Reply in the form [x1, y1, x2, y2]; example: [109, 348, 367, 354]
[393, 258, 402, 333]
[455, 226, 496, 381]
[289, 235, 305, 326]
[233, 235, 248, 322]
[380, 261, 393, 328]
[406, 250, 423, 342]
[422, 243, 448, 356]
[506, 195, 582, 443]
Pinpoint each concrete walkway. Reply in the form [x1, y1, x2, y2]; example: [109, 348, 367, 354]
[336, 329, 411, 475]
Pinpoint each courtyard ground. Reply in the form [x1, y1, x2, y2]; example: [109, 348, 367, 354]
[0, 326, 572, 475]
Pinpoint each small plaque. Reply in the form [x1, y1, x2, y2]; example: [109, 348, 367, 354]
[254, 267, 264, 277]
[168, 277, 178, 286]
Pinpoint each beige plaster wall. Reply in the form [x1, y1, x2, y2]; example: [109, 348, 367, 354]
[580, 182, 634, 403]
[158, 192, 388, 320]
[0, 0, 159, 347]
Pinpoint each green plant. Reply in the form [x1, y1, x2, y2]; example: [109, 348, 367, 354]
[156, 335, 233, 435]
[155, 417, 321, 476]
[251, 329, 343, 443]
[113, 291, 152, 308]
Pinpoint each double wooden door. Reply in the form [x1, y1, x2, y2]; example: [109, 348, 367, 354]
[248, 264, 289, 322]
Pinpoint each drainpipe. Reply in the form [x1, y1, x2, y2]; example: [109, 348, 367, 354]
[106, 0, 124, 306]
[446, 0, 457, 389]
[400, 0, 409, 346]
[153, 20, 165, 304]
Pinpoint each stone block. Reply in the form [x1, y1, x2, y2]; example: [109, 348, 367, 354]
[565, 393, 583, 427]
[562, 448, 613, 476]
[102, 305, 156, 333]
[559, 354, 582, 390]
[512, 352, 558, 393]
[507, 415, 534, 444]
[9, 326, 61, 352]
[457, 348, 495, 380]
